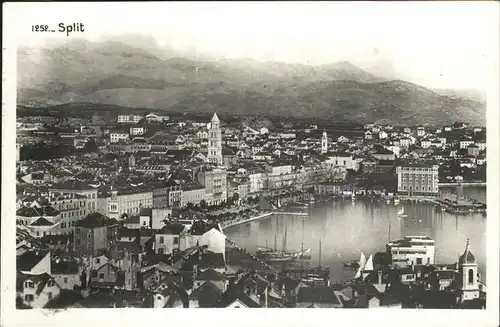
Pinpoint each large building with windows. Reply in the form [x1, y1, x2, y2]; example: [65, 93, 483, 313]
[396, 163, 439, 196]
[197, 167, 227, 206]
[386, 236, 435, 268]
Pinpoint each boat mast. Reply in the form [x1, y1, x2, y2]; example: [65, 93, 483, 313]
[300, 242, 304, 271]
[274, 234, 277, 252]
[318, 239, 322, 268]
[388, 220, 391, 242]
[283, 226, 287, 253]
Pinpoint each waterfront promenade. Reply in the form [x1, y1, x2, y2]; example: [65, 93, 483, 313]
[221, 212, 274, 230]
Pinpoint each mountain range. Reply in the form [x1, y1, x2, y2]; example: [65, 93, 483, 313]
[17, 36, 486, 126]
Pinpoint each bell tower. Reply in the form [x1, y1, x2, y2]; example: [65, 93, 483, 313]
[321, 130, 328, 154]
[458, 238, 480, 303]
[207, 112, 223, 165]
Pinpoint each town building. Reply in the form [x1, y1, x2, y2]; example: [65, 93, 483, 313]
[117, 114, 142, 124]
[49, 181, 98, 213]
[386, 236, 435, 268]
[74, 213, 119, 256]
[396, 163, 439, 196]
[98, 188, 153, 220]
[197, 167, 228, 206]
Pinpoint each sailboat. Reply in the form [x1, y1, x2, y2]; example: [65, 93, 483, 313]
[397, 206, 408, 218]
[262, 227, 296, 263]
[354, 253, 374, 280]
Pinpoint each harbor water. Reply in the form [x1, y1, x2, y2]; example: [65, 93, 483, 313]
[225, 186, 486, 283]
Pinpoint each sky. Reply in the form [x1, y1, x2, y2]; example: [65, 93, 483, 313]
[6, 1, 499, 90]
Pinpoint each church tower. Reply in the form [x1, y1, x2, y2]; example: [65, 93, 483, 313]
[321, 130, 328, 154]
[128, 154, 136, 171]
[207, 112, 223, 165]
[457, 238, 480, 303]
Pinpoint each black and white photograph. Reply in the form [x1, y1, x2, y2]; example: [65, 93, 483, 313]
[2, 1, 499, 326]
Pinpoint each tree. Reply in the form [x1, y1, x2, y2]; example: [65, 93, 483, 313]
[83, 139, 98, 153]
[232, 192, 239, 205]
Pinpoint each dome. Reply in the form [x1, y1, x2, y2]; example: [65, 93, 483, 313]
[459, 239, 476, 264]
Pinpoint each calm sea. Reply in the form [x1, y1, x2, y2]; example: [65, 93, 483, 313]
[225, 186, 487, 283]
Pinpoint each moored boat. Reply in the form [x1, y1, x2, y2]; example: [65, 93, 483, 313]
[343, 260, 360, 269]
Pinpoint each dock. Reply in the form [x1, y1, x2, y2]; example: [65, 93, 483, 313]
[280, 266, 330, 286]
[274, 212, 308, 216]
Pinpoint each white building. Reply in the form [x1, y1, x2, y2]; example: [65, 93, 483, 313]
[386, 236, 435, 268]
[379, 131, 388, 139]
[118, 114, 142, 124]
[197, 168, 228, 206]
[248, 172, 264, 194]
[460, 139, 475, 149]
[98, 189, 153, 220]
[129, 126, 145, 136]
[110, 132, 130, 143]
[396, 164, 439, 196]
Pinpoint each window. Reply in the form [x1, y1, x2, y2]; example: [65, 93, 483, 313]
[159, 236, 164, 244]
[99, 273, 104, 279]
[47, 280, 53, 287]
[64, 277, 68, 284]
[48, 292, 53, 300]
[96, 258, 100, 264]
[91, 271, 97, 277]
[468, 269, 474, 284]
[76, 239, 80, 245]
[173, 237, 179, 245]
[25, 294, 34, 302]
[416, 258, 423, 265]
[25, 281, 34, 288]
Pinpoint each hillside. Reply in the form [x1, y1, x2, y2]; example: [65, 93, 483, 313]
[17, 38, 486, 126]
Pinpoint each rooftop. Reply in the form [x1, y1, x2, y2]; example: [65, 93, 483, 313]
[75, 212, 118, 229]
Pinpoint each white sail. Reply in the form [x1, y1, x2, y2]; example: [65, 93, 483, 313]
[359, 252, 367, 268]
[354, 266, 362, 279]
[364, 254, 374, 271]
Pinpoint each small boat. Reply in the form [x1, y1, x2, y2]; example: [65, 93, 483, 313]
[343, 260, 360, 269]
[394, 198, 400, 205]
[291, 248, 312, 260]
[265, 255, 296, 263]
[397, 207, 408, 218]
[386, 199, 391, 204]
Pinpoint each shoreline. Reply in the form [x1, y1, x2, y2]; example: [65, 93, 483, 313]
[438, 182, 486, 187]
[221, 212, 274, 230]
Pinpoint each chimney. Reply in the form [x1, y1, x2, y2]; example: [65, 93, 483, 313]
[377, 270, 382, 285]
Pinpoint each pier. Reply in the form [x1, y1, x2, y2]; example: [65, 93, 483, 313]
[280, 266, 331, 286]
[221, 212, 274, 230]
[274, 212, 308, 216]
